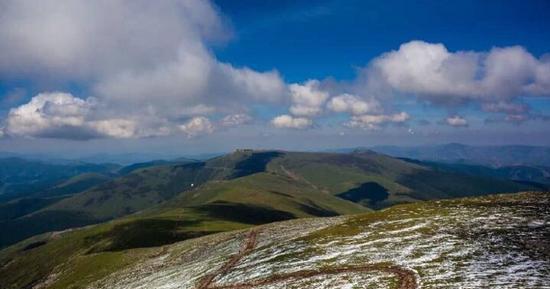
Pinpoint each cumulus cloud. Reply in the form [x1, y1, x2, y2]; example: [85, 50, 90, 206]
[445, 115, 468, 127]
[179, 116, 214, 137]
[326, 94, 380, 115]
[220, 114, 253, 127]
[288, 80, 329, 117]
[0, 0, 286, 139]
[270, 79, 332, 130]
[371, 41, 480, 99]
[5, 92, 94, 139]
[368, 41, 550, 119]
[3, 92, 170, 139]
[345, 112, 410, 130]
[271, 115, 312, 129]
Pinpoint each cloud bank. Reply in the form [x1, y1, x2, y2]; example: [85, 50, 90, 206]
[0, 0, 284, 139]
[0, 1, 548, 140]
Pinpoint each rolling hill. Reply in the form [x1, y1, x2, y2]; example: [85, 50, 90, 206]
[0, 150, 536, 249]
[0, 173, 114, 222]
[403, 159, 550, 188]
[0, 191, 547, 289]
[0, 158, 119, 202]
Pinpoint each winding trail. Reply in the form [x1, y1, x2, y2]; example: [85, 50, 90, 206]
[196, 230, 418, 289]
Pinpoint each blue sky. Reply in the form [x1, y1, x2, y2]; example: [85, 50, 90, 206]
[214, 0, 550, 81]
[0, 0, 549, 157]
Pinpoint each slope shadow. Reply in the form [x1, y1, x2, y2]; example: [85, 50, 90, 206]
[337, 182, 389, 208]
[195, 201, 295, 225]
[230, 152, 283, 179]
[86, 218, 208, 252]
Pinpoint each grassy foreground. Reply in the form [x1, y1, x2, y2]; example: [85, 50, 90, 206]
[1, 191, 548, 289]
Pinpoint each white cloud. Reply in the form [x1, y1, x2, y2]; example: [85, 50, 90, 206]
[0, 0, 226, 79]
[445, 115, 468, 127]
[179, 116, 214, 137]
[525, 58, 550, 95]
[1, 4, 549, 142]
[371, 41, 479, 99]
[220, 114, 252, 127]
[218, 64, 285, 103]
[94, 55, 286, 119]
[288, 80, 329, 117]
[369, 40, 550, 118]
[326, 94, 380, 115]
[271, 115, 312, 129]
[345, 112, 410, 129]
[0, 0, 286, 139]
[89, 119, 139, 139]
[4, 92, 169, 139]
[6, 92, 92, 139]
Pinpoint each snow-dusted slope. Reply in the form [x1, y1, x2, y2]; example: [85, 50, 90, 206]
[88, 192, 549, 289]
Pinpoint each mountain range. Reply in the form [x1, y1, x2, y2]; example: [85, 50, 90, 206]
[369, 143, 550, 167]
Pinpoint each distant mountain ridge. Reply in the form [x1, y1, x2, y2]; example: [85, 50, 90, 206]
[0, 157, 119, 202]
[367, 143, 550, 167]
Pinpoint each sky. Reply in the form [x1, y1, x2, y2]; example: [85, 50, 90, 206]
[0, 0, 549, 157]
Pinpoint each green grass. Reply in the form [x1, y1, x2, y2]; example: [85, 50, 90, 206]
[0, 168, 370, 289]
[0, 149, 537, 250]
[266, 151, 534, 208]
[0, 147, 540, 289]
[171, 172, 367, 217]
[43, 172, 113, 198]
[0, 191, 545, 289]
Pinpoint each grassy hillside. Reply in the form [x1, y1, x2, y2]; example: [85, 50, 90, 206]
[265, 150, 532, 208]
[1, 191, 547, 289]
[32, 150, 537, 217]
[0, 172, 115, 246]
[406, 159, 550, 187]
[0, 171, 368, 289]
[0, 196, 66, 221]
[0, 150, 535, 249]
[42, 173, 113, 198]
[0, 158, 118, 202]
[117, 158, 198, 175]
[0, 172, 112, 221]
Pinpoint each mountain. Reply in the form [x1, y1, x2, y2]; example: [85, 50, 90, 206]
[0, 150, 534, 249]
[0, 158, 119, 202]
[77, 153, 193, 165]
[0, 173, 115, 223]
[404, 159, 550, 187]
[1, 191, 547, 289]
[370, 143, 550, 167]
[117, 158, 198, 175]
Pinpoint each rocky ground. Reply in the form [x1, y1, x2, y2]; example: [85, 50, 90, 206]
[88, 192, 550, 289]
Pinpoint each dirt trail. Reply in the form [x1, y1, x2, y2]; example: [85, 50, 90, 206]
[196, 229, 418, 289]
[196, 230, 258, 289]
